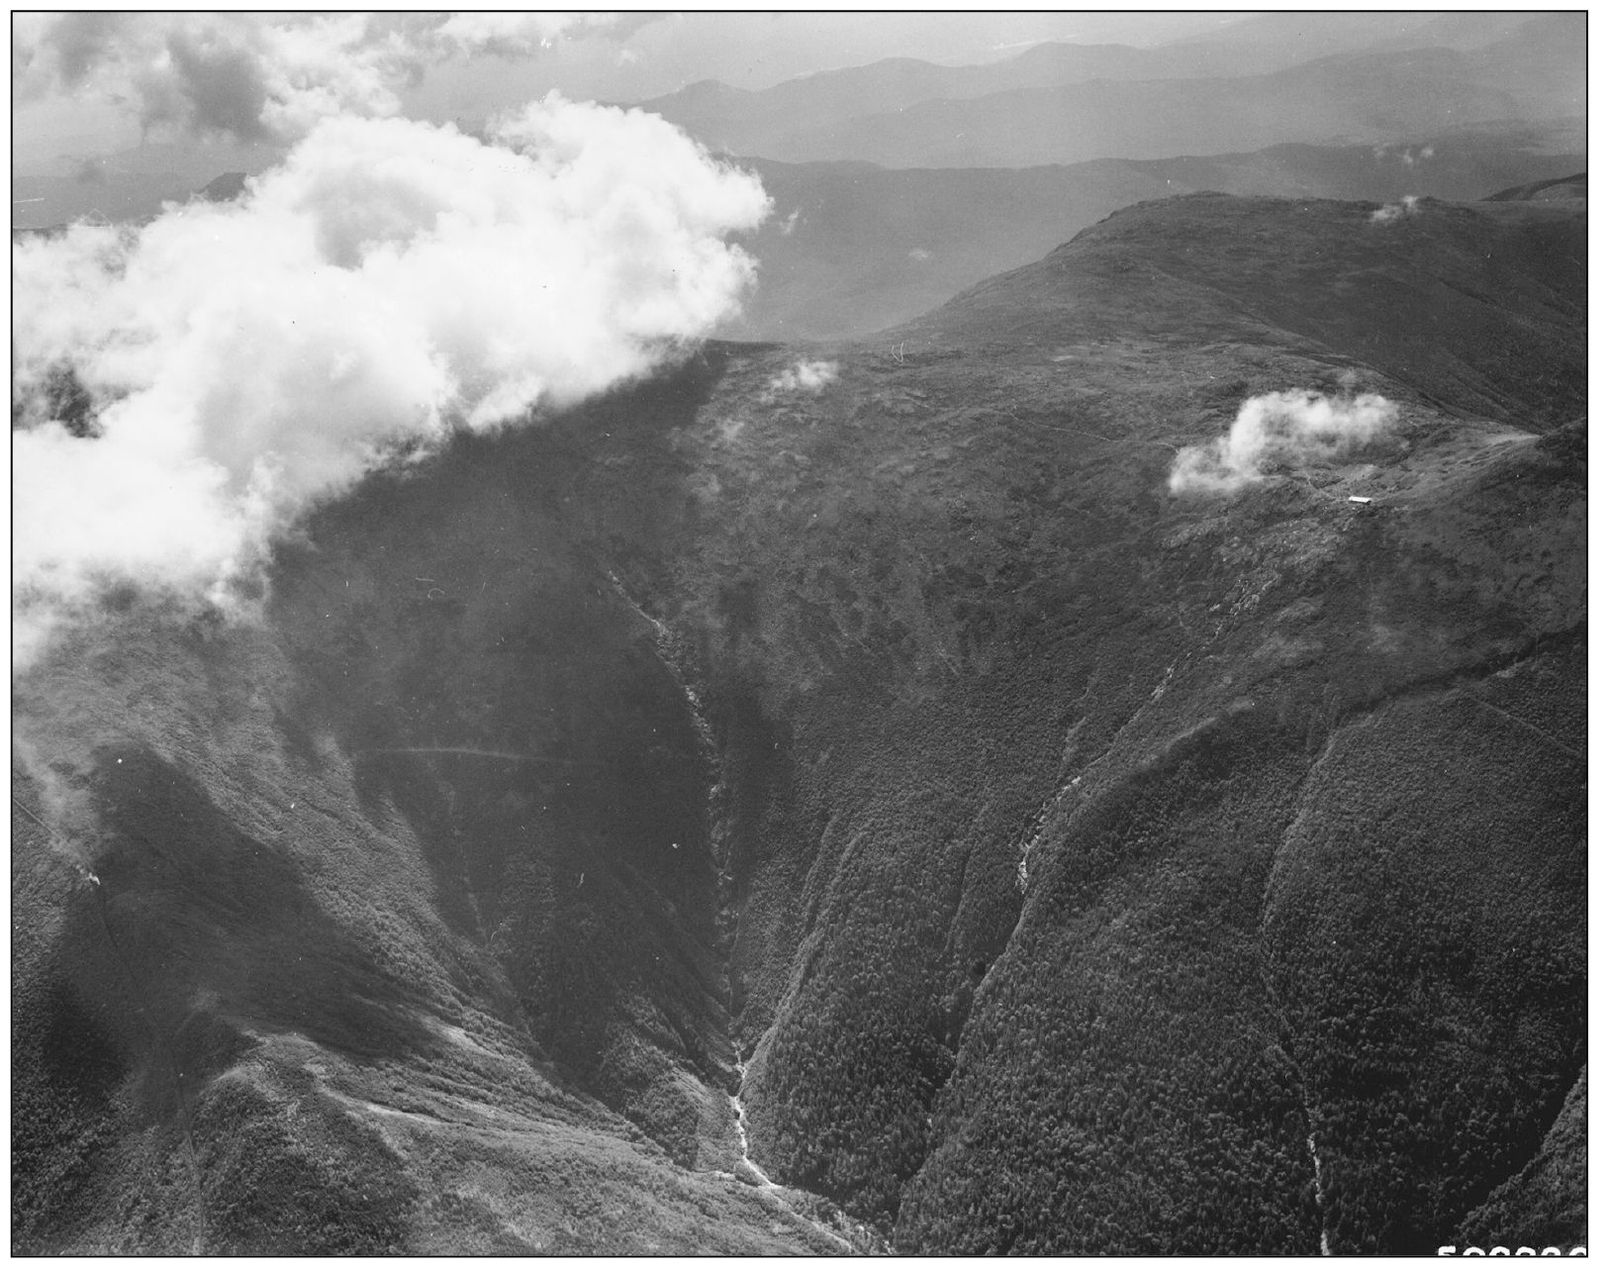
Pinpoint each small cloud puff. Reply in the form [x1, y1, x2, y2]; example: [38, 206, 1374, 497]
[1370, 194, 1421, 224]
[1169, 388, 1399, 496]
[1374, 144, 1434, 169]
[768, 359, 839, 395]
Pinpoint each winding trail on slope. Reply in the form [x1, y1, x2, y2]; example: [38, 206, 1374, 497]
[1462, 694, 1585, 761]
[358, 747, 606, 768]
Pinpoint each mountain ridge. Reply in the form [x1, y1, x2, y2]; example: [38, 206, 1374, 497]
[896, 192, 1585, 426]
[12, 189, 1586, 1253]
[721, 135, 1583, 342]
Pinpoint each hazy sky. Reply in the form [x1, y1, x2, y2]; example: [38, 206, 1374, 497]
[13, 10, 1249, 165]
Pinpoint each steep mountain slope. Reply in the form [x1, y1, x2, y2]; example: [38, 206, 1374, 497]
[678, 197, 1584, 1254]
[10, 548, 853, 1254]
[10, 375, 863, 1253]
[12, 192, 1585, 1253]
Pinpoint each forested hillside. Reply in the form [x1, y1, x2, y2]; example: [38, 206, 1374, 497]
[12, 191, 1585, 1253]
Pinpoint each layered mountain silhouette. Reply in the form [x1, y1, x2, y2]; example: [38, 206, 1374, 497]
[10, 139, 281, 232]
[638, 14, 1584, 167]
[13, 185, 1585, 1253]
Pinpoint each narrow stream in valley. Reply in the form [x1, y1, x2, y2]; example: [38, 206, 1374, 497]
[731, 1052, 782, 1190]
[1307, 1130, 1330, 1255]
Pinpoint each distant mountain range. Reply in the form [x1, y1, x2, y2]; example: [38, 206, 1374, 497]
[636, 13, 1584, 167]
[12, 12, 1583, 236]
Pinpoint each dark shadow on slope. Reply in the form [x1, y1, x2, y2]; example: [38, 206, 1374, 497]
[70, 744, 437, 1070]
[12, 746, 440, 1252]
[261, 348, 740, 1159]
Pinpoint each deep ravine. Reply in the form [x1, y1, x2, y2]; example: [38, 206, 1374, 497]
[603, 564, 872, 1249]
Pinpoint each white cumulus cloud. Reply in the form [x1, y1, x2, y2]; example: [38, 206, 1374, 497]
[13, 97, 771, 664]
[11, 11, 649, 144]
